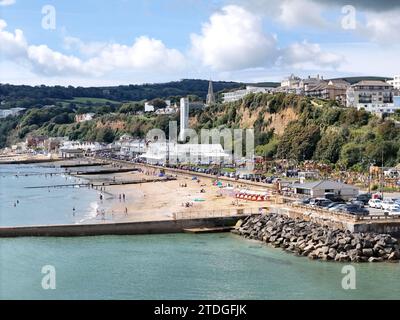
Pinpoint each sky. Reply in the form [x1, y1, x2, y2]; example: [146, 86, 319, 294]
[0, 0, 399, 86]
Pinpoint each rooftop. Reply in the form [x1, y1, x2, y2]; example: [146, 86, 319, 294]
[291, 180, 358, 190]
[353, 80, 393, 87]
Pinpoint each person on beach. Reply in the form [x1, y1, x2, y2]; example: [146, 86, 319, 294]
[72, 207, 75, 216]
[123, 194, 126, 201]
[125, 207, 128, 216]
[119, 194, 122, 201]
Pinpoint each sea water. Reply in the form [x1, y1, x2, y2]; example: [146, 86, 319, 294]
[0, 165, 399, 300]
[0, 164, 103, 226]
[1, 233, 399, 300]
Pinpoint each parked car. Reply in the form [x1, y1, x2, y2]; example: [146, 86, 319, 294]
[329, 203, 347, 212]
[324, 193, 345, 203]
[356, 193, 372, 205]
[349, 200, 365, 207]
[310, 198, 333, 208]
[368, 199, 383, 209]
[384, 204, 400, 215]
[339, 205, 369, 216]
[296, 198, 311, 205]
[264, 177, 273, 184]
[381, 199, 396, 211]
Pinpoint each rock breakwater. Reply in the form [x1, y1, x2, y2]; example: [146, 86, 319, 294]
[234, 214, 399, 263]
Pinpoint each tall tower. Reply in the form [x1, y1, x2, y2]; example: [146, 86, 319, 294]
[179, 97, 189, 142]
[206, 80, 216, 106]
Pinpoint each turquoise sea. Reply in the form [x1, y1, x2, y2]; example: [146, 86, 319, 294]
[1, 165, 399, 300]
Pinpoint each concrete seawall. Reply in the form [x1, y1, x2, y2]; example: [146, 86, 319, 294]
[353, 222, 400, 237]
[0, 216, 247, 238]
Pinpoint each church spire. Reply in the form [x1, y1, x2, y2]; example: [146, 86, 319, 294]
[206, 79, 215, 105]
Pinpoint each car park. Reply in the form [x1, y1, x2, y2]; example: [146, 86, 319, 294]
[384, 204, 400, 215]
[368, 199, 383, 209]
[381, 199, 396, 211]
[309, 198, 333, 208]
[329, 203, 347, 212]
[294, 198, 311, 205]
[349, 200, 365, 207]
[356, 193, 372, 205]
[339, 205, 369, 216]
[324, 193, 345, 203]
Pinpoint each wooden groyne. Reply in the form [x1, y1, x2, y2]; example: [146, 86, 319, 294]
[24, 176, 177, 189]
[0, 215, 249, 238]
[60, 162, 109, 168]
[0, 158, 63, 165]
[71, 168, 139, 175]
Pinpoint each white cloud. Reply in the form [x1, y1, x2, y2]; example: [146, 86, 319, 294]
[0, 0, 16, 6]
[190, 5, 278, 71]
[27, 45, 86, 76]
[63, 36, 109, 57]
[278, 0, 328, 28]
[234, 0, 400, 44]
[231, 0, 329, 29]
[0, 19, 27, 58]
[84, 36, 186, 74]
[0, 18, 186, 78]
[281, 41, 343, 69]
[0, 5, 345, 84]
[362, 9, 400, 43]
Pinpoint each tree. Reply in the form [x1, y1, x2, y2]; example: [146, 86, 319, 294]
[314, 128, 346, 163]
[277, 123, 321, 161]
[150, 98, 167, 110]
[340, 143, 363, 168]
[96, 127, 115, 143]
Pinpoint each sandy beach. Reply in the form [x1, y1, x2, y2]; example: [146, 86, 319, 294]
[80, 169, 268, 223]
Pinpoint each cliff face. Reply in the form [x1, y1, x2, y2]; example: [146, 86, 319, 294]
[192, 94, 301, 135]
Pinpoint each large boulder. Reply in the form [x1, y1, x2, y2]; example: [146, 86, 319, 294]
[368, 257, 383, 263]
[388, 251, 400, 261]
[362, 248, 374, 257]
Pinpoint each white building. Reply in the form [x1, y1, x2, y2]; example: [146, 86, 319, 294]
[60, 141, 104, 158]
[388, 76, 400, 90]
[155, 106, 178, 115]
[279, 74, 303, 94]
[291, 180, 359, 200]
[140, 142, 230, 165]
[346, 80, 396, 114]
[75, 113, 95, 123]
[278, 74, 326, 95]
[144, 102, 155, 113]
[222, 86, 275, 103]
[118, 140, 147, 158]
[179, 97, 189, 142]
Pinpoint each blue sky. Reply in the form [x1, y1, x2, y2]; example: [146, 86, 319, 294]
[0, 0, 399, 86]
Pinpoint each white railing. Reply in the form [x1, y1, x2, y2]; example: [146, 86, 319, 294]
[289, 203, 400, 222]
[173, 207, 262, 220]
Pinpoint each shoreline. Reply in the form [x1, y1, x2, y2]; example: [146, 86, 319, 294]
[71, 162, 267, 223]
